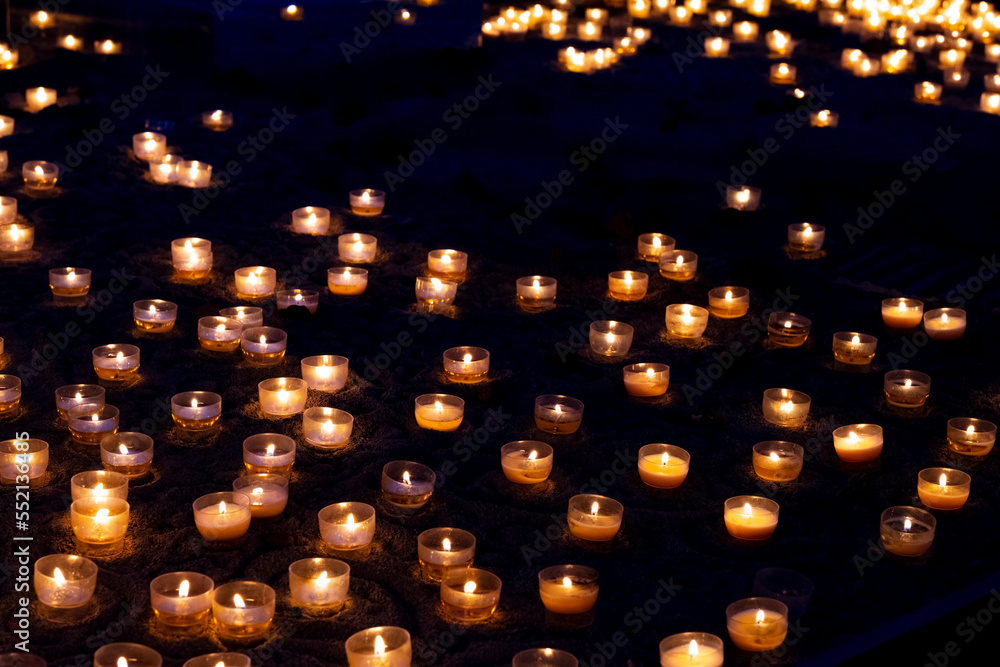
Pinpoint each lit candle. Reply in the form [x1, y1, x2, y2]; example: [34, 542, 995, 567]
[726, 598, 788, 650]
[61, 34, 82, 51]
[589, 320, 634, 357]
[172, 238, 213, 281]
[627, 0, 650, 18]
[608, 270, 648, 301]
[766, 30, 794, 56]
[381, 461, 435, 511]
[192, 492, 252, 543]
[832, 424, 883, 462]
[762, 388, 810, 426]
[752, 441, 803, 482]
[880, 506, 935, 557]
[659, 633, 724, 667]
[881, 298, 923, 328]
[100, 432, 154, 478]
[303, 407, 354, 448]
[291, 206, 330, 235]
[281, 4, 304, 20]
[414, 394, 465, 431]
[71, 496, 130, 545]
[92, 344, 140, 382]
[703, 37, 730, 57]
[637, 233, 675, 261]
[500, 441, 554, 484]
[668, 5, 692, 25]
[211, 582, 275, 641]
[289, 558, 350, 611]
[49, 267, 91, 298]
[418, 527, 476, 582]
[637, 444, 690, 489]
[177, 160, 212, 188]
[831, 332, 877, 365]
[658, 250, 698, 281]
[233, 473, 289, 518]
[34, 554, 98, 608]
[516, 275, 557, 311]
[917, 468, 970, 510]
[150, 572, 214, 629]
[946, 418, 996, 456]
[881, 49, 912, 74]
[25, 87, 57, 113]
[568, 495, 623, 541]
[133, 299, 178, 333]
[301, 355, 349, 392]
[345, 627, 411, 667]
[428, 249, 468, 280]
[665, 304, 709, 338]
[171, 391, 222, 432]
[853, 56, 879, 77]
[534, 394, 584, 434]
[707, 286, 749, 318]
[258, 378, 308, 417]
[339, 233, 377, 262]
[981, 93, 1000, 115]
[23, 160, 58, 189]
[132, 132, 167, 161]
[93, 39, 122, 54]
[733, 21, 759, 42]
[787, 223, 825, 252]
[810, 109, 839, 128]
[202, 110, 233, 131]
[328, 267, 368, 295]
[883, 370, 931, 408]
[0, 375, 21, 414]
[538, 564, 598, 614]
[442, 346, 490, 382]
[220, 306, 263, 328]
[70, 470, 128, 501]
[923, 307, 966, 341]
[415, 276, 458, 312]
[770, 62, 797, 85]
[622, 363, 669, 397]
[709, 9, 733, 26]
[512, 648, 579, 666]
[767, 312, 811, 347]
[0, 222, 33, 252]
[67, 404, 119, 445]
[440, 569, 502, 623]
[0, 437, 48, 485]
[348, 189, 385, 216]
[0, 115, 12, 139]
[241, 326, 287, 365]
[542, 21, 566, 40]
[0, 196, 16, 223]
[394, 8, 416, 25]
[30, 10, 53, 28]
[746, 0, 771, 15]
[234, 266, 277, 299]
[939, 48, 966, 68]
[243, 433, 295, 476]
[578, 21, 602, 40]
[198, 316, 243, 352]
[319, 502, 376, 550]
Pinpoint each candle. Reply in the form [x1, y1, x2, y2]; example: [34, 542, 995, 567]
[198, 316, 243, 352]
[440, 568, 502, 623]
[172, 238, 213, 281]
[241, 326, 287, 365]
[724, 496, 779, 541]
[233, 473, 289, 518]
[34, 554, 97, 608]
[439, 347, 490, 384]
[92, 343, 140, 381]
[668, 5, 692, 25]
[881, 298, 923, 328]
[538, 564, 598, 615]
[770, 63, 797, 85]
[623, 363, 669, 397]
[150, 154, 182, 183]
[291, 206, 331, 235]
[578, 21, 602, 40]
[150, 572, 214, 629]
[395, 8, 416, 25]
[23, 161, 58, 189]
[535, 394, 584, 434]
[986, 74, 1000, 93]
[703, 36, 730, 57]
[71, 496, 129, 545]
[202, 110, 233, 131]
[220, 306, 263, 328]
[0, 196, 15, 223]
[71, 470, 128, 501]
[832, 332, 877, 365]
[428, 249, 468, 280]
[281, 4, 304, 20]
[637, 444, 690, 489]
[345, 627, 411, 667]
[516, 275, 557, 311]
[25, 87, 57, 112]
[277, 289, 319, 314]
[319, 502, 377, 549]
[171, 391, 222, 432]
[747, 0, 770, 15]
[192, 492, 252, 543]
[923, 308, 966, 341]
[513, 648, 579, 666]
[339, 233, 378, 262]
[418, 527, 476, 582]
[637, 233, 675, 261]
[415, 276, 458, 312]
[178, 160, 212, 188]
[300, 355, 349, 392]
[541, 21, 566, 39]
[258, 378, 308, 417]
[0, 437, 48, 485]
[30, 10, 54, 28]
[917, 468, 971, 510]
[628, 0, 651, 18]
[589, 320, 634, 357]
[939, 48, 966, 68]
[946, 418, 996, 456]
[349, 189, 385, 216]
[328, 267, 368, 295]
[0, 375, 21, 414]
[981, 93, 1000, 115]
[659, 633, 723, 667]
[787, 223, 825, 252]
[767, 312, 811, 347]
[212, 581, 275, 641]
[133, 299, 178, 333]
[762, 388, 810, 426]
[93, 644, 161, 667]
[49, 267, 91, 298]
[289, 558, 350, 611]
[658, 250, 698, 281]
[881, 49, 912, 74]
[608, 271, 648, 300]
[0, 115, 12, 138]
[832, 424, 883, 462]
[707, 286, 749, 318]
[665, 304, 709, 338]
[132, 132, 166, 161]
[733, 20, 759, 42]
[68, 404, 119, 445]
[810, 109, 839, 128]
[988, 44, 1000, 63]
[709, 9, 732, 26]
[381, 461, 435, 510]
[752, 441, 803, 482]
[766, 30, 794, 56]
[0, 222, 33, 253]
[61, 34, 83, 51]
[852, 56, 879, 77]
[234, 266, 277, 298]
[568, 494, 623, 541]
[883, 370, 931, 408]
[243, 433, 295, 476]
[943, 68, 970, 90]
[880, 506, 935, 557]
[303, 407, 354, 448]
[414, 394, 465, 431]
[184, 653, 252, 667]
[94, 39, 122, 55]
[726, 598, 788, 650]
[100, 432, 154, 478]
[500, 441, 554, 484]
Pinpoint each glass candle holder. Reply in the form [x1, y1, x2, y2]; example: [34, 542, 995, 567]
[726, 185, 761, 211]
[212, 581, 275, 642]
[767, 312, 811, 347]
[917, 468, 971, 510]
[915, 82, 943, 104]
[428, 249, 468, 280]
[923, 308, 966, 341]
[415, 276, 458, 313]
[608, 271, 648, 301]
[178, 160, 212, 188]
[243, 433, 295, 476]
[184, 654, 251, 667]
[623, 363, 670, 397]
[300, 355, 349, 392]
[707, 287, 749, 318]
[198, 316, 243, 352]
[665, 304, 709, 338]
[328, 267, 368, 295]
[172, 238, 212, 281]
[725, 496, 779, 540]
[34, 554, 97, 608]
[733, 20, 759, 41]
[884, 370, 930, 408]
[289, 558, 350, 611]
[637, 444, 690, 489]
[220, 306, 263, 328]
[0, 375, 21, 413]
[345, 627, 411, 667]
[319, 502, 376, 550]
[303, 407, 354, 448]
[418, 527, 476, 582]
[93, 37, 123, 54]
[443, 347, 489, 383]
[880, 506, 935, 557]
[567, 494, 623, 541]
[589, 320, 634, 357]
[810, 110, 839, 128]
[832, 424, 883, 462]
[881, 298, 923, 328]
[349, 189, 385, 216]
[234, 266, 276, 299]
[0, 115, 11, 138]
[49, 267, 91, 298]
[171, 391, 222, 432]
[440, 568, 501, 623]
[241, 326, 287, 365]
[23, 161, 58, 189]
[704, 36, 730, 57]
[658, 250, 698, 281]
[71, 496, 129, 545]
[501, 441, 554, 484]
[770, 62, 797, 85]
[726, 598, 788, 651]
[150, 572, 214, 629]
[762, 388, 810, 426]
[752, 441, 803, 482]
[946, 418, 996, 456]
[0, 438, 48, 485]
[233, 473, 289, 519]
[535, 394, 583, 434]
[132, 132, 167, 161]
[133, 299, 177, 333]
[516, 275, 557, 311]
[258, 378, 308, 417]
[0, 222, 33, 252]
[659, 633, 723, 666]
[92, 344, 140, 381]
[150, 154, 182, 184]
[981, 92, 1000, 115]
[787, 223, 825, 252]
[381, 461, 435, 510]
[93, 644, 160, 667]
[277, 289, 319, 314]
[538, 564, 598, 615]
[339, 233, 377, 262]
[414, 394, 465, 431]
[291, 206, 330, 235]
[70, 470, 128, 501]
[68, 404, 119, 445]
[513, 648, 579, 666]
[766, 29, 793, 55]
[637, 233, 675, 261]
[202, 110, 233, 131]
[100, 432, 153, 478]
[193, 492, 252, 544]
[832, 332, 877, 365]
[0, 196, 15, 224]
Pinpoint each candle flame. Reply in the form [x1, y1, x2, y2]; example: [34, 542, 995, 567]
[442, 538, 451, 551]
[434, 400, 443, 412]
[463, 353, 472, 364]
[35, 88, 47, 102]
[95, 508, 110, 521]
[218, 500, 227, 514]
[743, 502, 753, 517]
[441, 253, 452, 264]
[528, 450, 538, 460]
[35, 165, 44, 176]
[590, 501, 599, 515]
[605, 332, 615, 343]
[91, 414, 99, 422]
[403, 471, 411, 485]
[233, 593, 245, 608]
[848, 431, 859, 444]
[941, 313, 949, 323]
[119, 444, 129, 455]
[75, 392, 82, 400]
[343, 268, 351, 279]
[179, 579, 190, 597]
[939, 473, 948, 486]
[770, 452, 780, 462]
[554, 404, 562, 414]
[852, 335, 860, 345]
[102, 40, 114, 52]
[660, 452, 670, 466]
[184, 239, 193, 251]
[216, 324, 225, 333]
[689, 640, 699, 658]
[287, 4, 297, 13]
[53, 567, 66, 585]
[904, 379, 912, 388]
[784, 320, 792, 328]
[346, 513, 355, 527]
[118, 658, 128, 667]
[260, 335, 267, 344]
[374, 635, 386, 655]
[265, 443, 275, 456]
[725, 290, 733, 301]
[211, 110, 222, 121]
[675, 255, 684, 266]
[464, 581, 477, 594]
[903, 518, 912, 532]
[94, 482, 105, 494]
[780, 401, 794, 414]
[321, 420, 334, 435]
[115, 351, 124, 362]
[563, 576, 573, 587]
[361, 191, 370, 203]
[967, 425, 975, 435]
[148, 305, 156, 314]
[755, 609, 765, 624]
[191, 398, 199, 409]
[652, 236, 661, 248]
[532, 278, 540, 289]
[252, 487, 263, 496]
[646, 367, 655, 378]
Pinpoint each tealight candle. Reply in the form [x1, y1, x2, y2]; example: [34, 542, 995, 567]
[516, 275, 557, 311]
[440, 568, 501, 623]
[303, 407, 354, 448]
[381, 461, 435, 510]
[513, 648, 579, 666]
[709, 9, 733, 25]
[0, 115, 12, 138]
[349, 189, 385, 216]
[289, 558, 350, 611]
[981, 93, 1000, 115]
[0, 375, 21, 414]
[70, 470, 128, 501]
[202, 110, 233, 131]
[133, 299, 178, 333]
[92, 344, 140, 381]
[58, 34, 81, 50]
[277, 289, 319, 314]
[589, 320, 634, 357]
[917, 468, 971, 510]
[767, 312, 811, 347]
[658, 250, 698, 281]
[100, 432, 153, 478]
[415, 276, 458, 312]
[345, 627, 411, 667]
[880, 506, 935, 557]
[258, 378, 308, 417]
[0, 222, 33, 252]
[132, 132, 166, 161]
[726, 598, 788, 650]
[787, 223, 825, 252]
[500, 441, 554, 484]
[659, 632, 724, 667]
[752, 441, 803, 482]
[542, 22, 566, 40]
[668, 6, 692, 25]
[707, 287, 749, 318]
[23, 161, 58, 190]
[578, 21, 602, 40]
[414, 394, 465, 431]
[733, 21, 759, 42]
[26, 87, 57, 112]
[328, 267, 368, 295]
[568, 494, 623, 541]
[234, 266, 276, 299]
[623, 363, 669, 397]
[0, 196, 15, 223]
[395, 8, 416, 25]
[49, 267, 91, 298]
[637, 233, 675, 261]
[881, 298, 923, 328]
[172, 238, 213, 281]
[150, 572, 214, 629]
[233, 473, 289, 518]
[832, 424, 883, 462]
[883, 370, 930, 408]
[986, 74, 1000, 93]
[192, 492, 252, 543]
[724, 497, 779, 541]
[0, 438, 48, 485]
[704, 37, 730, 57]
[939, 48, 966, 68]
[881, 49, 912, 74]
[198, 316, 243, 352]
[34, 554, 98, 608]
[538, 564, 598, 615]
[171, 391, 222, 432]
[442, 346, 489, 383]
[946, 418, 996, 456]
[178, 160, 212, 188]
[852, 56, 879, 77]
[762, 388, 810, 426]
[93, 39, 122, 55]
[770, 63, 796, 85]
[810, 109, 839, 128]
[243, 433, 295, 476]
[220, 306, 263, 328]
[665, 304, 709, 338]
[71, 497, 129, 545]
[766, 30, 794, 56]
[726, 185, 761, 211]
[150, 154, 182, 184]
[212, 581, 275, 641]
[319, 502, 376, 549]
[68, 404, 119, 445]
[281, 4, 304, 20]
[301, 355, 349, 392]
[97, 644, 161, 665]
[242, 327, 287, 365]
[637, 444, 690, 488]
[628, 0, 651, 18]
[428, 249, 468, 280]
[418, 527, 476, 582]
[747, 0, 770, 16]
[291, 207, 331, 235]
[535, 394, 584, 434]
[608, 271, 648, 300]
[923, 308, 966, 341]
[832, 332, 877, 365]
[339, 233, 377, 262]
